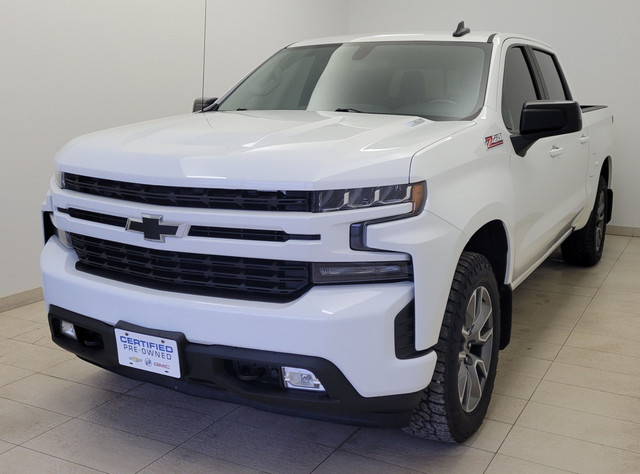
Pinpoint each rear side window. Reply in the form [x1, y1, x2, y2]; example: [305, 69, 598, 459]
[501, 47, 539, 132]
[533, 50, 569, 100]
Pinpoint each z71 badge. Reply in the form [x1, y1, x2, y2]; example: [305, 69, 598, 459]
[484, 133, 504, 149]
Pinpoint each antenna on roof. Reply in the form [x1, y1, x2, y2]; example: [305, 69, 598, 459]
[453, 21, 471, 38]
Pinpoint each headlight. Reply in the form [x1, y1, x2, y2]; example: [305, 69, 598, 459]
[54, 170, 65, 189]
[312, 182, 426, 214]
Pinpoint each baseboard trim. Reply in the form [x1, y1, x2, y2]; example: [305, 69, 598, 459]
[0, 287, 44, 313]
[607, 225, 640, 237]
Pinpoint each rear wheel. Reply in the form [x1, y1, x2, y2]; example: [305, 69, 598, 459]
[561, 176, 608, 266]
[404, 252, 500, 442]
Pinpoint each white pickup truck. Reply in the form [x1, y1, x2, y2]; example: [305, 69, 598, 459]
[41, 23, 613, 442]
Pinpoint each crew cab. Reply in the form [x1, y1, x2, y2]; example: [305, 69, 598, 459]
[41, 23, 613, 442]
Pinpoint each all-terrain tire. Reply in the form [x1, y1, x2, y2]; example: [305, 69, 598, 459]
[561, 176, 608, 267]
[404, 252, 500, 443]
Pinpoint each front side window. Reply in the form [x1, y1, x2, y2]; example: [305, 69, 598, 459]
[501, 47, 539, 132]
[218, 42, 492, 121]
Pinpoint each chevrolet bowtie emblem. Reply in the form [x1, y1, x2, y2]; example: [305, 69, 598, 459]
[125, 214, 187, 242]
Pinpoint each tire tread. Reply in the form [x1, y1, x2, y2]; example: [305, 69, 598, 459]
[404, 252, 498, 443]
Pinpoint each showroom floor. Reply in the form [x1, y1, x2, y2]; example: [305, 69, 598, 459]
[1, 235, 639, 473]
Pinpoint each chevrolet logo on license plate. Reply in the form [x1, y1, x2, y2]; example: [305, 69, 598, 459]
[125, 214, 187, 242]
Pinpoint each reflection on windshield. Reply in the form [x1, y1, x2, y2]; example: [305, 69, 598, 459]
[217, 42, 491, 121]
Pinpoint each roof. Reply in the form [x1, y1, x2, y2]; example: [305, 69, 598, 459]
[289, 31, 497, 47]
[288, 31, 551, 49]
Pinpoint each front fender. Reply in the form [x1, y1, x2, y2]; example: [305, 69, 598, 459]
[366, 210, 467, 351]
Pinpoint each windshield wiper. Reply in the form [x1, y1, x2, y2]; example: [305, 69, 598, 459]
[335, 108, 363, 113]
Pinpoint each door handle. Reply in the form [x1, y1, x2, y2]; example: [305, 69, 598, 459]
[579, 135, 590, 144]
[549, 146, 564, 158]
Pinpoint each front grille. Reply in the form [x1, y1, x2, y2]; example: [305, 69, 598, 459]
[63, 173, 312, 212]
[71, 234, 311, 302]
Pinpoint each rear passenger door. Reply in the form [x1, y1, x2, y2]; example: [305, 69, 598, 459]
[502, 44, 588, 281]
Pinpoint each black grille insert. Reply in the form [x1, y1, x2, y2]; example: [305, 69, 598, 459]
[63, 173, 312, 212]
[58, 208, 320, 242]
[71, 234, 311, 302]
[60, 208, 128, 227]
[188, 226, 320, 242]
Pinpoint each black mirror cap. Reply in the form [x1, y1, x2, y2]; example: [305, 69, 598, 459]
[193, 97, 218, 113]
[512, 100, 582, 156]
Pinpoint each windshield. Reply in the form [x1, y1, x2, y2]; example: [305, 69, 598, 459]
[217, 41, 491, 121]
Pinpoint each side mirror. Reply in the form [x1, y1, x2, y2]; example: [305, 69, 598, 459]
[193, 97, 218, 113]
[511, 100, 582, 156]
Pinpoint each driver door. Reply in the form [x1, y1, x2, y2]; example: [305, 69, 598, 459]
[502, 44, 588, 280]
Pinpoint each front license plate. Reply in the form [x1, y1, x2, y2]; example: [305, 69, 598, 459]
[115, 328, 181, 378]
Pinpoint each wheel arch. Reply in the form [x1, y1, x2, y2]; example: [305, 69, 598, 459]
[462, 220, 512, 349]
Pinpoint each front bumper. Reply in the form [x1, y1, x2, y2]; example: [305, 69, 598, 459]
[41, 237, 437, 399]
[49, 304, 425, 427]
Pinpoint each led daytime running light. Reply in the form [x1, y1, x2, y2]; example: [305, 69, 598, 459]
[312, 261, 412, 284]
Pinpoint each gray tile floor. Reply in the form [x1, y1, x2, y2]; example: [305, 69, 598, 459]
[1, 235, 640, 473]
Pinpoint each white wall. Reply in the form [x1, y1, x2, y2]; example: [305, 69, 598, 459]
[203, 0, 349, 97]
[0, 0, 348, 298]
[347, 0, 639, 229]
[0, 1, 205, 299]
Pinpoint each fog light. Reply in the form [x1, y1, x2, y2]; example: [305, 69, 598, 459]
[281, 367, 325, 392]
[60, 320, 77, 340]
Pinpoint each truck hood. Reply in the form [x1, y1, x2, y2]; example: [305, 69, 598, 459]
[55, 110, 473, 190]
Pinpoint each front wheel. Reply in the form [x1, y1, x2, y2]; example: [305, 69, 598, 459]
[404, 252, 500, 442]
